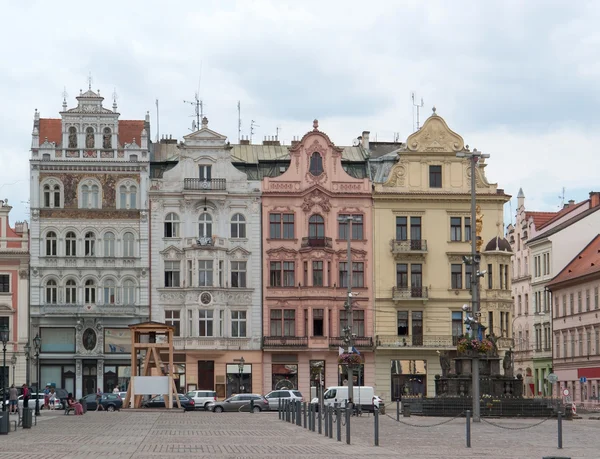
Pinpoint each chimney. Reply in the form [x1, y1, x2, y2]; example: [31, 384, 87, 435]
[291, 135, 299, 147]
[240, 135, 250, 145]
[590, 191, 600, 208]
[361, 131, 370, 150]
[568, 199, 575, 206]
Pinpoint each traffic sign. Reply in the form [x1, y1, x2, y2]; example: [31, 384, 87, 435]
[562, 388, 570, 397]
[547, 373, 558, 384]
[580, 376, 587, 383]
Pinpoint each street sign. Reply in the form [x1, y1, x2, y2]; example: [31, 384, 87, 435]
[580, 376, 587, 383]
[547, 373, 558, 384]
[562, 388, 570, 397]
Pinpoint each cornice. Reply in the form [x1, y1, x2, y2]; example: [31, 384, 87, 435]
[38, 164, 142, 172]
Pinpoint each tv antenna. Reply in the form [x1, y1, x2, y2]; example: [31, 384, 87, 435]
[237, 101, 242, 142]
[250, 120, 259, 143]
[276, 125, 281, 140]
[184, 70, 204, 132]
[558, 187, 566, 208]
[411, 91, 424, 131]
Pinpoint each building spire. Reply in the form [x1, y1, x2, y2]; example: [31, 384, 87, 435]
[112, 87, 118, 112]
[62, 87, 68, 111]
[88, 71, 93, 90]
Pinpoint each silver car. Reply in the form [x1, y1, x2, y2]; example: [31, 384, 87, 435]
[264, 389, 303, 411]
[208, 394, 269, 413]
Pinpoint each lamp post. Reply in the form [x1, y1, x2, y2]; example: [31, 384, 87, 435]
[0, 324, 8, 412]
[33, 333, 41, 416]
[10, 354, 17, 386]
[337, 215, 362, 410]
[24, 342, 30, 386]
[457, 148, 489, 423]
[237, 357, 245, 394]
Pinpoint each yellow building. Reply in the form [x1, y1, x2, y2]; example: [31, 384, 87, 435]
[371, 111, 512, 401]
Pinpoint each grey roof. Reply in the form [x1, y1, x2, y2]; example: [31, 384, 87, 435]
[517, 188, 525, 198]
[368, 151, 401, 183]
[229, 144, 368, 164]
[528, 205, 600, 243]
[367, 141, 404, 159]
[485, 236, 512, 253]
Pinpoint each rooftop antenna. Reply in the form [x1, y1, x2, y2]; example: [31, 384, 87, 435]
[184, 67, 204, 132]
[558, 187, 566, 208]
[250, 120, 259, 143]
[276, 125, 281, 140]
[237, 101, 242, 143]
[411, 91, 424, 131]
[87, 71, 93, 90]
[393, 132, 400, 143]
[155, 99, 160, 142]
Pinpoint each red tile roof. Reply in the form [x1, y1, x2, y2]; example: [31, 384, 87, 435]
[119, 120, 145, 147]
[537, 200, 588, 230]
[525, 211, 556, 228]
[547, 234, 600, 288]
[38, 119, 62, 145]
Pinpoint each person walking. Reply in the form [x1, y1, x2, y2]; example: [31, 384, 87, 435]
[95, 386, 103, 411]
[22, 384, 30, 410]
[43, 385, 50, 410]
[49, 388, 56, 410]
[8, 384, 18, 414]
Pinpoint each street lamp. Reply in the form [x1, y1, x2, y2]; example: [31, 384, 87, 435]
[237, 357, 245, 394]
[456, 148, 489, 423]
[33, 333, 41, 416]
[0, 324, 8, 412]
[337, 215, 362, 411]
[24, 342, 30, 386]
[10, 354, 17, 386]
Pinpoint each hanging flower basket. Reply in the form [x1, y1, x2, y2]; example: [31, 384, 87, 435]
[338, 353, 363, 367]
[456, 337, 493, 355]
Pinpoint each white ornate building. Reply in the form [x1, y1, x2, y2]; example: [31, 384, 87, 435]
[29, 87, 150, 398]
[149, 117, 262, 398]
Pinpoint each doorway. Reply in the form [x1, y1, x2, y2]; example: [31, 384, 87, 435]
[83, 361, 97, 396]
[198, 361, 214, 390]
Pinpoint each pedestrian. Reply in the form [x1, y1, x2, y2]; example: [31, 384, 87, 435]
[96, 386, 104, 411]
[9, 384, 18, 414]
[22, 384, 30, 410]
[49, 388, 56, 410]
[113, 386, 119, 394]
[67, 393, 83, 415]
[43, 385, 50, 409]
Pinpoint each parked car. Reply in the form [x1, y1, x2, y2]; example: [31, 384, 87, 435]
[207, 394, 269, 413]
[82, 393, 123, 411]
[142, 394, 195, 411]
[4, 392, 65, 410]
[186, 390, 217, 411]
[264, 389, 303, 411]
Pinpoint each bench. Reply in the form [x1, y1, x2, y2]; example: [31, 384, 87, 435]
[64, 405, 75, 415]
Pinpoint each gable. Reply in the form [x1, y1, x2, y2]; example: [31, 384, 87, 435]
[159, 245, 184, 260]
[406, 111, 464, 153]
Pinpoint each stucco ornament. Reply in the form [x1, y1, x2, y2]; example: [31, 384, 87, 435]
[383, 164, 406, 187]
[301, 189, 331, 213]
[475, 205, 484, 252]
[406, 112, 464, 152]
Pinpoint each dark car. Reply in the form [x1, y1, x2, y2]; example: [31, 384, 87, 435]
[207, 394, 269, 413]
[82, 393, 123, 411]
[142, 394, 195, 411]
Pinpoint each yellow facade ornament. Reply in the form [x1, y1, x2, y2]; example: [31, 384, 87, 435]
[475, 204, 484, 252]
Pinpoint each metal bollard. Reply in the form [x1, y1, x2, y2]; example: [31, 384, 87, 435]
[250, 399, 254, 414]
[287, 401, 291, 422]
[278, 398, 282, 420]
[317, 403, 322, 434]
[328, 406, 333, 439]
[324, 405, 329, 437]
[396, 399, 400, 421]
[346, 405, 351, 445]
[403, 404, 411, 417]
[374, 406, 379, 446]
[304, 402, 307, 428]
[336, 405, 341, 442]
[558, 411, 563, 449]
[312, 404, 316, 432]
[466, 409, 471, 448]
[296, 400, 302, 426]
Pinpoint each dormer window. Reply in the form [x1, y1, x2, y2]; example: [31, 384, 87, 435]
[309, 152, 324, 176]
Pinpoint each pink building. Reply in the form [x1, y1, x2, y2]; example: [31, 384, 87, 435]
[548, 234, 600, 407]
[260, 121, 374, 396]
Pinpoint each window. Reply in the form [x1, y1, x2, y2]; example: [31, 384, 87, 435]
[269, 310, 295, 337]
[411, 264, 422, 290]
[231, 261, 246, 288]
[596, 287, 599, 310]
[164, 261, 180, 288]
[586, 290, 591, 311]
[587, 331, 592, 356]
[270, 309, 283, 336]
[524, 293, 529, 315]
[43, 184, 61, 208]
[487, 264, 493, 289]
[353, 262, 365, 288]
[198, 260, 213, 287]
[231, 311, 247, 338]
[84, 232, 96, 256]
[340, 310, 365, 336]
[410, 217, 422, 241]
[45, 231, 57, 256]
[231, 213, 246, 238]
[464, 217, 471, 241]
[578, 292, 582, 313]
[45, 280, 57, 304]
[269, 214, 281, 239]
[451, 264, 462, 289]
[452, 311, 463, 342]
[164, 213, 180, 238]
[270, 262, 282, 287]
[465, 264, 472, 290]
[579, 331, 584, 357]
[283, 262, 295, 286]
[43, 185, 50, 207]
[499, 265, 504, 290]
[450, 217, 462, 241]
[309, 152, 324, 176]
[429, 165, 442, 188]
[282, 214, 294, 239]
[103, 280, 116, 304]
[65, 279, 76, 304]
[308, 215, 325, 239]
[119, 186, 127, 209]
[395, 217, 407, 241]
[199, 165, 212, 181]
[313, 309, 324, 336]
[104, 232, 115, 257]
[570, 293, 574, 315]
[397, 311, 408, 336]
[338, 214, 363, 240]
[396, 264, 408, 288]
[165, 310, 181, 336]
[518, 295, 522, 315]
[65, 231, 76, 256]
[84, 280, 96, 304]
[123, 280, 135, 305]
[312, 261, 324, 286]
[123, 232, 135, 257]
[198, 310, 214, 337]
[412, 311, 423, 344]
[198, 213, 212, 238]
[81, 184, 100, 209]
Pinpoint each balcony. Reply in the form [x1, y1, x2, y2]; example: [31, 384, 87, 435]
[390, 239, 428, 255]
[263, 336, 308, 348]
[392, 286, 428, 301]
[328, 336, 373, 350]
[301, 237, 332, 248]
[183, 178, 227, 191]
[173, 337, 256, 351]
[376, 335, 457, 349]
[36, 304, 146, 316]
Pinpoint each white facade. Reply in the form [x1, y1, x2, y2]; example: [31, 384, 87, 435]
[29, 89, 150, 398]
[149, 117, 262, 395]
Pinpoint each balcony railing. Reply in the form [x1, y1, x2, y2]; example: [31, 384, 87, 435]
[263, 336, 308, 348]
[391, 239, 428, 253]
[301, 237, 332, 248]
[328, 336, 373, 349]
[392, 286, 428, 301]
[183, 178, 227, 191]
[376, 335, 457, 348]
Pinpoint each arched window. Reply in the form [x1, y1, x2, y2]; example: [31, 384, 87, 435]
[85, 126, 95, 149]
[65, 231, 77, 256]
[82, 184, 90, 208]
[309, 152, 324, 176]
[46, 231, 57, 256]
[53, 185, 60, 207]
[308, 215, 325, 239]
[104, 232, 115, 257]
[164, 213, 180, 238]
[199, 213, 212, 239]
[84, 279, 96, 304]
[43, 185, 51, 207]
[68, 126, 78, 149]
[119, 185, 127, 209]
[91, 185, 99, 208]
[123, 280, 135, 305]
[45, 279, 57, 304]
[118, 182, 138, 209]
[123, 232, 135, 257]
[230, 213, 246, 239]
[103, 279, 116, 304]
[129, 185, 137, 209]
[103, 127, 112, 149]
[80, 183, 101, 209]
[85, 232, 96, 256]
[65, 279, 77, 304]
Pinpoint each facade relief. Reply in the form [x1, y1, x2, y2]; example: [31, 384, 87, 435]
[406, 111, 465, 152]
[301, 189, 331, 213]
[39, 209, 141, 220]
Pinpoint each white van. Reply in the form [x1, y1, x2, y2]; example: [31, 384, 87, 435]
[312, 386, 376, 412]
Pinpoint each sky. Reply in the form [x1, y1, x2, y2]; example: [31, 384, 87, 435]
[1, 0, 599, 225]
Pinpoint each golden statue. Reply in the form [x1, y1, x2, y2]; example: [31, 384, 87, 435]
[475, 205, 483, 252]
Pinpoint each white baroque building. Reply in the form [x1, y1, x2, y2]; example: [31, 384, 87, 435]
[149, 117, 262, 397]
[29, 87, 150, 398]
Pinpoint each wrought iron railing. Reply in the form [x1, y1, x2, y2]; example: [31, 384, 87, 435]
[376, 335, 456, 348]
[392, 286, 428, 300]
[262, 336, 308, 347]
[328, 336, 373, 349]
[301, 237, 332, 248]
[183, 178, 227, 191]
[391, 239, 428, 252]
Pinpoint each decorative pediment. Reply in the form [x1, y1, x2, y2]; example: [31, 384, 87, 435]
[406, 111, 464, 153]
[334, 248, 367, 260]
[160, 245, 184, 260]
[266, 247, 298, 259]
[0, 304, 14, 313]
[183, 127, 227, 141]
[383, 160, 408, 187]
[302, 188, 331, 213]
[227, 246, 251, 259]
